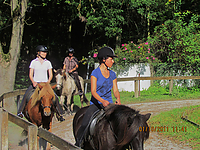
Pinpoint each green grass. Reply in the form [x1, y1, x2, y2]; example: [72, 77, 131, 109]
[149, 105, 200, 149]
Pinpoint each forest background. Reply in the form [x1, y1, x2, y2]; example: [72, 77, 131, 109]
[0, 0, 200, 96]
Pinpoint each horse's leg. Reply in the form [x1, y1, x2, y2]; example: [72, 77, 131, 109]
[70, 95, 74, 112]
[66, 95, 73, 114]
[60, 95, 65, 106]
[59, 95, 65, 112]
[80, 95, 84, 108]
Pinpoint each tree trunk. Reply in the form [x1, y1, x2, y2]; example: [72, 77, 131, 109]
[0, 0, 28, 112]
[116, 32, 121, 49]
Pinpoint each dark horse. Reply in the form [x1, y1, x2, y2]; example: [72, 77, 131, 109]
[73, 104, 151, 150]
[23, 82, 57, 150]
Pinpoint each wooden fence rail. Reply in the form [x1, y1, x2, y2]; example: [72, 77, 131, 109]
[0, 108, 82, 150]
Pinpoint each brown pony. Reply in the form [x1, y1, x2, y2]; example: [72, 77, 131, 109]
[73, 104, 151, 150]
[23, 82, 56, 150]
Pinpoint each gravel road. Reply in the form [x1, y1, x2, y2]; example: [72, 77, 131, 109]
[9, 99, 200, 150]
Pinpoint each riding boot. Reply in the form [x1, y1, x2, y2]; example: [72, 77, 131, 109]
[17, 85, 34, 118]
[73, 73, 83, 95]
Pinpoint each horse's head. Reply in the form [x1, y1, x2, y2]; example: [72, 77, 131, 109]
[38, 83, 55, 116]
[105, 104, 151, 150]
[130, 113, 151, 150]
[54, 69, 66, 90]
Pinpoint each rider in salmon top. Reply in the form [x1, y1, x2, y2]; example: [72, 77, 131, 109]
[63, 48, 83, 95]
[17, 45, 65, 122]
[75, 46, 121, 147]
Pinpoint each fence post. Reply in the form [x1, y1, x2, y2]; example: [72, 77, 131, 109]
[169, 79, 173, 94]
[1, 110, 8, 150]
[28, 125, 38, 150]
[134, 80, 139, 98]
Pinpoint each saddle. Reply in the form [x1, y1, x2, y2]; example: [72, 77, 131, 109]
[83, 109, 105, 149]
[89, 110, 105, 136]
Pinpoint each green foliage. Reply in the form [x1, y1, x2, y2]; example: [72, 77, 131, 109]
[14, 58, 31, 90]
[114, 42, 160, 69]
[148, 11, 200, 76]
[150, 105, 200, 149]
[82, 0, 125, 38]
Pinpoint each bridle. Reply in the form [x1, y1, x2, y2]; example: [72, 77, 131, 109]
[55, 73, 64, 89]
[40, 95, 53, 110]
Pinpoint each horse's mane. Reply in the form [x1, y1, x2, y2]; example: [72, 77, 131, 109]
[54, 69, 71, 80]
[104, 104, 148, 148]
[54, 68, 63, 76]
[30, 83, 55, 108]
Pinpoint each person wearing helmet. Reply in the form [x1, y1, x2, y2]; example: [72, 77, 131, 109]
[75, 46, 121, 147]
[17, 45, 65, 122]
[63, 48, 83, 95]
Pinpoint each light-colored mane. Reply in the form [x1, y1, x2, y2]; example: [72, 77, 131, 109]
[30, 83, 55, 108]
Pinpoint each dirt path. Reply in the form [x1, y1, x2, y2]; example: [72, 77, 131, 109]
[9, 99, 200, 149]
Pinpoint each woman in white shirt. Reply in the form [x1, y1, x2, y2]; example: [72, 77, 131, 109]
[17, 45, 65, 122]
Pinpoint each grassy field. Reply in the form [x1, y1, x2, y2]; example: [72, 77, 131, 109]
[149, 105, 200, 150]
[73, 84, 200, 149]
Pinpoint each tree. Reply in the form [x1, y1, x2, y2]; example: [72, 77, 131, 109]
[0, 0, 28, 97]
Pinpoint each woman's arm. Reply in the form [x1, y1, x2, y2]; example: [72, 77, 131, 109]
[29, 68, 37, 87]
[91, 76, 110, 107]
[47, 68, 53, 83]
[113, 78, 121, 105]
[69, 64, 78, 73]
[63, 64, 66, 70]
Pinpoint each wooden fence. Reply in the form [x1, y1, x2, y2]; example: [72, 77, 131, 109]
[0, 108, 82, 150]
[0, 89, 82, 150]
[1, 75, 200, 149]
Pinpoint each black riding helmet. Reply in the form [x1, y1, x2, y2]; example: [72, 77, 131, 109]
[68, 48, 75, 53]
[36, 45, 48, 53]
[97, 47, 117, 60]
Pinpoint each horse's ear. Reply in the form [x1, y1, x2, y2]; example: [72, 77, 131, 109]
[51, 84, 57, 89]
[54, 69, 57, 73]
[143, 113, 151, 121]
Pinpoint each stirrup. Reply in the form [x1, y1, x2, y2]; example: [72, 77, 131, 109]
[17, 112, 24, 118]
[59, 116, 65, 122]
[78, 90, 83, 96]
